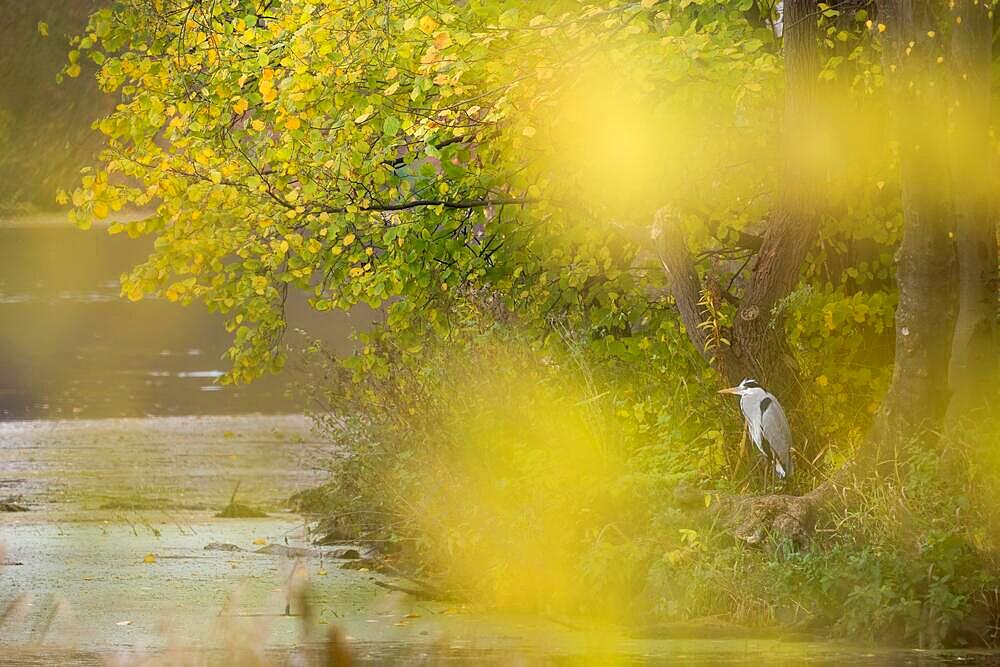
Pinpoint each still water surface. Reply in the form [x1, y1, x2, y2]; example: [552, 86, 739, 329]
[0, 220, 367, 419]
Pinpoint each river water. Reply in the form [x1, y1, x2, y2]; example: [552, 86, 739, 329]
[0, 218, 366, 420]
[1, 219, 996, 664]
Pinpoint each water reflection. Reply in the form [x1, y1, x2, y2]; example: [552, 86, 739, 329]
[0, 221, 366, 420]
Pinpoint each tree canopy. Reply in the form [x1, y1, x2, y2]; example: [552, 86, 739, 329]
[62, 5, 808, 362]
[64, 0, 996, 446]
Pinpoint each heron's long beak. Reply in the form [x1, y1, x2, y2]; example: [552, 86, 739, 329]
[717, 387, 740, 395]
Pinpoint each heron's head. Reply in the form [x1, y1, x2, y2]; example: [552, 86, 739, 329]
[717, 378, 762, 396]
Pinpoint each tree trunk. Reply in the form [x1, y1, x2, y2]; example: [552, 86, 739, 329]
[873, 0, 957, 456]
[947, 0, 997, 419]
[657, 0, 823, 400]
[730, 0, 825, 400]
[708, 1, 965, 543]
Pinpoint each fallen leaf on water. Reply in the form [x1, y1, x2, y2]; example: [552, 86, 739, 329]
[143, 553, 157, 564]
[252, 538, 267, 545]
[116, 620, 133, 626]
[405, 612, 421, 619]
[82, 576, 93, 581]
[317, 568, 328, 576]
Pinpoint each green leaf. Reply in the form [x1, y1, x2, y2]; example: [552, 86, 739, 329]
[382, 115, 401, 137]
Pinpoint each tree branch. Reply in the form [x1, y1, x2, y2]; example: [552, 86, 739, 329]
[313, 197, 537, 214]
[653, 208, 737, 379]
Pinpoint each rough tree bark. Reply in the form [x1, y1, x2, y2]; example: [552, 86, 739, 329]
[727, 0, 831, 403]
[947, 0, 998, 419]
[656, 0, 823, 402]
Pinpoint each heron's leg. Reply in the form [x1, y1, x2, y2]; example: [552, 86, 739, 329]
[763, 449, 778, 490]
[737, 454, 761, 489]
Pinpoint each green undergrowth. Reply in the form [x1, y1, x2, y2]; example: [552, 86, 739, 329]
[297, 313, 1000, 648]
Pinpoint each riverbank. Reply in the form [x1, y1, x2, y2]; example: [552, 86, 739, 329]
[2, 414, 996, 664]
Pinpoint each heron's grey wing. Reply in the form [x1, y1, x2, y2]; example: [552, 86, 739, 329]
[740, 393, 766, 456]
[760, 394, 794, 476]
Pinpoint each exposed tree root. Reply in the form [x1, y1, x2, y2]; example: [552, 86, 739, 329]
[715, 493, 819, 546]
[676, 463, 853, 547]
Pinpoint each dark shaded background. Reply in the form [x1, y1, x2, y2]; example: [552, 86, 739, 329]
[0, 1, 108, 213]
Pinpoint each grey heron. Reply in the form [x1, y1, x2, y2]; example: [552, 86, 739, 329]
[718, 379, 794, 479]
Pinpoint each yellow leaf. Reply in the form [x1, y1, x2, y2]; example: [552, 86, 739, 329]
[342, 233, 356, 246]
[66, 63, 81, 78]
[37, 21, 49, 37]
[143, 553, 157, 564]
[252, 537, 267, 545]
[93, 201, 110, 219]
[285, 116, 301, 130]
[349, 267, 364, 277]
[816, 375, 829, 387]
[233, 97, 249, 114]
[251, 119, 266, 131]
[433, 31, 451, 50]
[418, 15, 439, 34]
[55, 190, 69, 205]
[259, 77, 277, 103]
